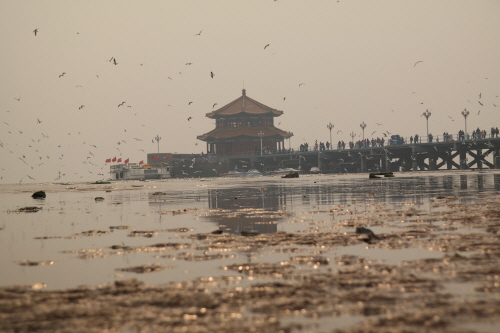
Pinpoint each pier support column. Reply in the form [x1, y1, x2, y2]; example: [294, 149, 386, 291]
[411, 150, 418, 171]
[384, 150, 391, 172]
[476, 150, 483, 169]
[429, 153, 437, 171]
[494, 150, 500, 169]
[446, 152, 453, 170]
[460, 151, 467, 170]
[360, 155, 366, 173]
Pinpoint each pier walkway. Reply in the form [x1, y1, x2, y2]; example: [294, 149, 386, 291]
[227, 137, 500, 173]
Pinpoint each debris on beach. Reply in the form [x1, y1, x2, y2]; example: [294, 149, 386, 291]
[116, 263, 170, 273]
[282, 172, 299, 178]
[94, 197, 105, 201]
[31, 191, 46, 199]
[18, 260, 54, 266]
[15, 206, 42, 213]
[369, 172, 394, 178]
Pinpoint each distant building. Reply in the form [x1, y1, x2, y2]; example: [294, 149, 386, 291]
[197, 89, 292, 155]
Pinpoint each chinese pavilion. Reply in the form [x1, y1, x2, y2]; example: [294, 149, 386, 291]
[197, 89, 292, 155]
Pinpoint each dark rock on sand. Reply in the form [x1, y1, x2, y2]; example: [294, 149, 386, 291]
[31, 191, 46, 199]
[282, 172, 299, 178]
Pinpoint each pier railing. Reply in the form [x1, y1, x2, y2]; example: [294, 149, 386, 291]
[210, 132, 499, 157]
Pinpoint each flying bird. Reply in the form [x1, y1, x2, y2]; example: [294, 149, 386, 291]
[79, 105, 85, 110]
[188, 101, 193, 105]
[14, 96, 21, 101]
[414, 60, 423, 67]
[113, 58, 117, 65]
[33, 29, 38, 36]
[210, 71, 214, 78]
[478, 101, 483, 106]
[299, 83, 305, 87]
[195, 30, 202, 36]
[118, 101, 126, 107]
[59, 72, 66, 78]
[186, 63, 192, 65]
[478, 110, 481, 115]
[264, 44, 270, 49]
[187, 117, 192, 121]
[37, 118, 42, 124]
[212, 103, 217, 108]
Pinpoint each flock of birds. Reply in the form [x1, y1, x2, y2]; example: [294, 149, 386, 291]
[1, 25, 498, 184]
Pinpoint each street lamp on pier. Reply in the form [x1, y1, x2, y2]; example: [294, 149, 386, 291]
[258, 131, 265, 156]
[360, 121, 366, 141]
[327, 122, 334, 149]
[350, 131, 356, 143]
[461, 108, 469, 139]
[154, 135, 161, 154]
[422, 110, 431, 142]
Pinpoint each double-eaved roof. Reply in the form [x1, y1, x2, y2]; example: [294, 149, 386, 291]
[205, 89, 283, 119]
[197, 126, 290, 141]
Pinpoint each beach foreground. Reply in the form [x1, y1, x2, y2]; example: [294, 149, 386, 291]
[1, 172, 499, 332]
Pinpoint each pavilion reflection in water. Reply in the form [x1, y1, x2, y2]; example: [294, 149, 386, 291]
[205, 187, 288, 235]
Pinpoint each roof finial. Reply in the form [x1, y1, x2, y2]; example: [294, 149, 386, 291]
[242, 88, 246, 96]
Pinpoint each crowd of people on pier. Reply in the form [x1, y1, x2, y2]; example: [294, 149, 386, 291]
[252, 127, 499, 156]
[296, 127, 499, 152]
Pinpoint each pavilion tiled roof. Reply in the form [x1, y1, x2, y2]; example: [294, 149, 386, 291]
[205, 89, 283, 118]
[197, 126, 291, 141]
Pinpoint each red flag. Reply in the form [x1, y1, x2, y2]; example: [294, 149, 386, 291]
[124, 158, 129, 163]
[139, 160, 144, 165]
[164, 155, 170, 160]
[117, 158, 122, 162]
[105, 158, 111, 163]
[152, 156, 159, 160]
[112, 157, 116, 162]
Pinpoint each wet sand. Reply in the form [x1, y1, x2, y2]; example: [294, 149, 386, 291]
[1, 171, 500, 332]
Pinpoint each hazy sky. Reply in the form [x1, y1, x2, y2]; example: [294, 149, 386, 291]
[1, 1, 500, 183]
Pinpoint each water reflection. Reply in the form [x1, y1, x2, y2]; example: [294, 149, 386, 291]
[205, 187, 282, 235]
[142, 173, 500, 235]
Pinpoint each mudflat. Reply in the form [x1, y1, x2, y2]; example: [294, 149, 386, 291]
[1, 172, 499, 332]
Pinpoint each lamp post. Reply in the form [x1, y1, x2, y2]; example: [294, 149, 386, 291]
[154, 135, 161, 154]
[360, 121, 366, 142]
[461, 108, 469, 140]
[287, 131, 293, 150]
[422, 110, 431, 142]
[258, 131, 264, 156]
[327, 122, 334, 150]
[350, 131, 356, 142]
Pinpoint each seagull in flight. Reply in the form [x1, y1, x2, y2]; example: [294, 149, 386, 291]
[118, 101, 126, 107]
[187, 117, 192, 121]
[210, 71, 214, 78]
[264, 44, 270, 49]
[212, 103, 217, 108]
[59, 72, 66, 78]
[299, 83, 305, 87]
[478, 101, 483, 106]
[33, 29, 38, 36]
[37, 118, 42, 124]
[188, 101, 193, 105]
[414, 60, 423, 67]
[113, 58, 118, 65]
[14, 96, 21, 101]
[195, 30, 203, 36]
